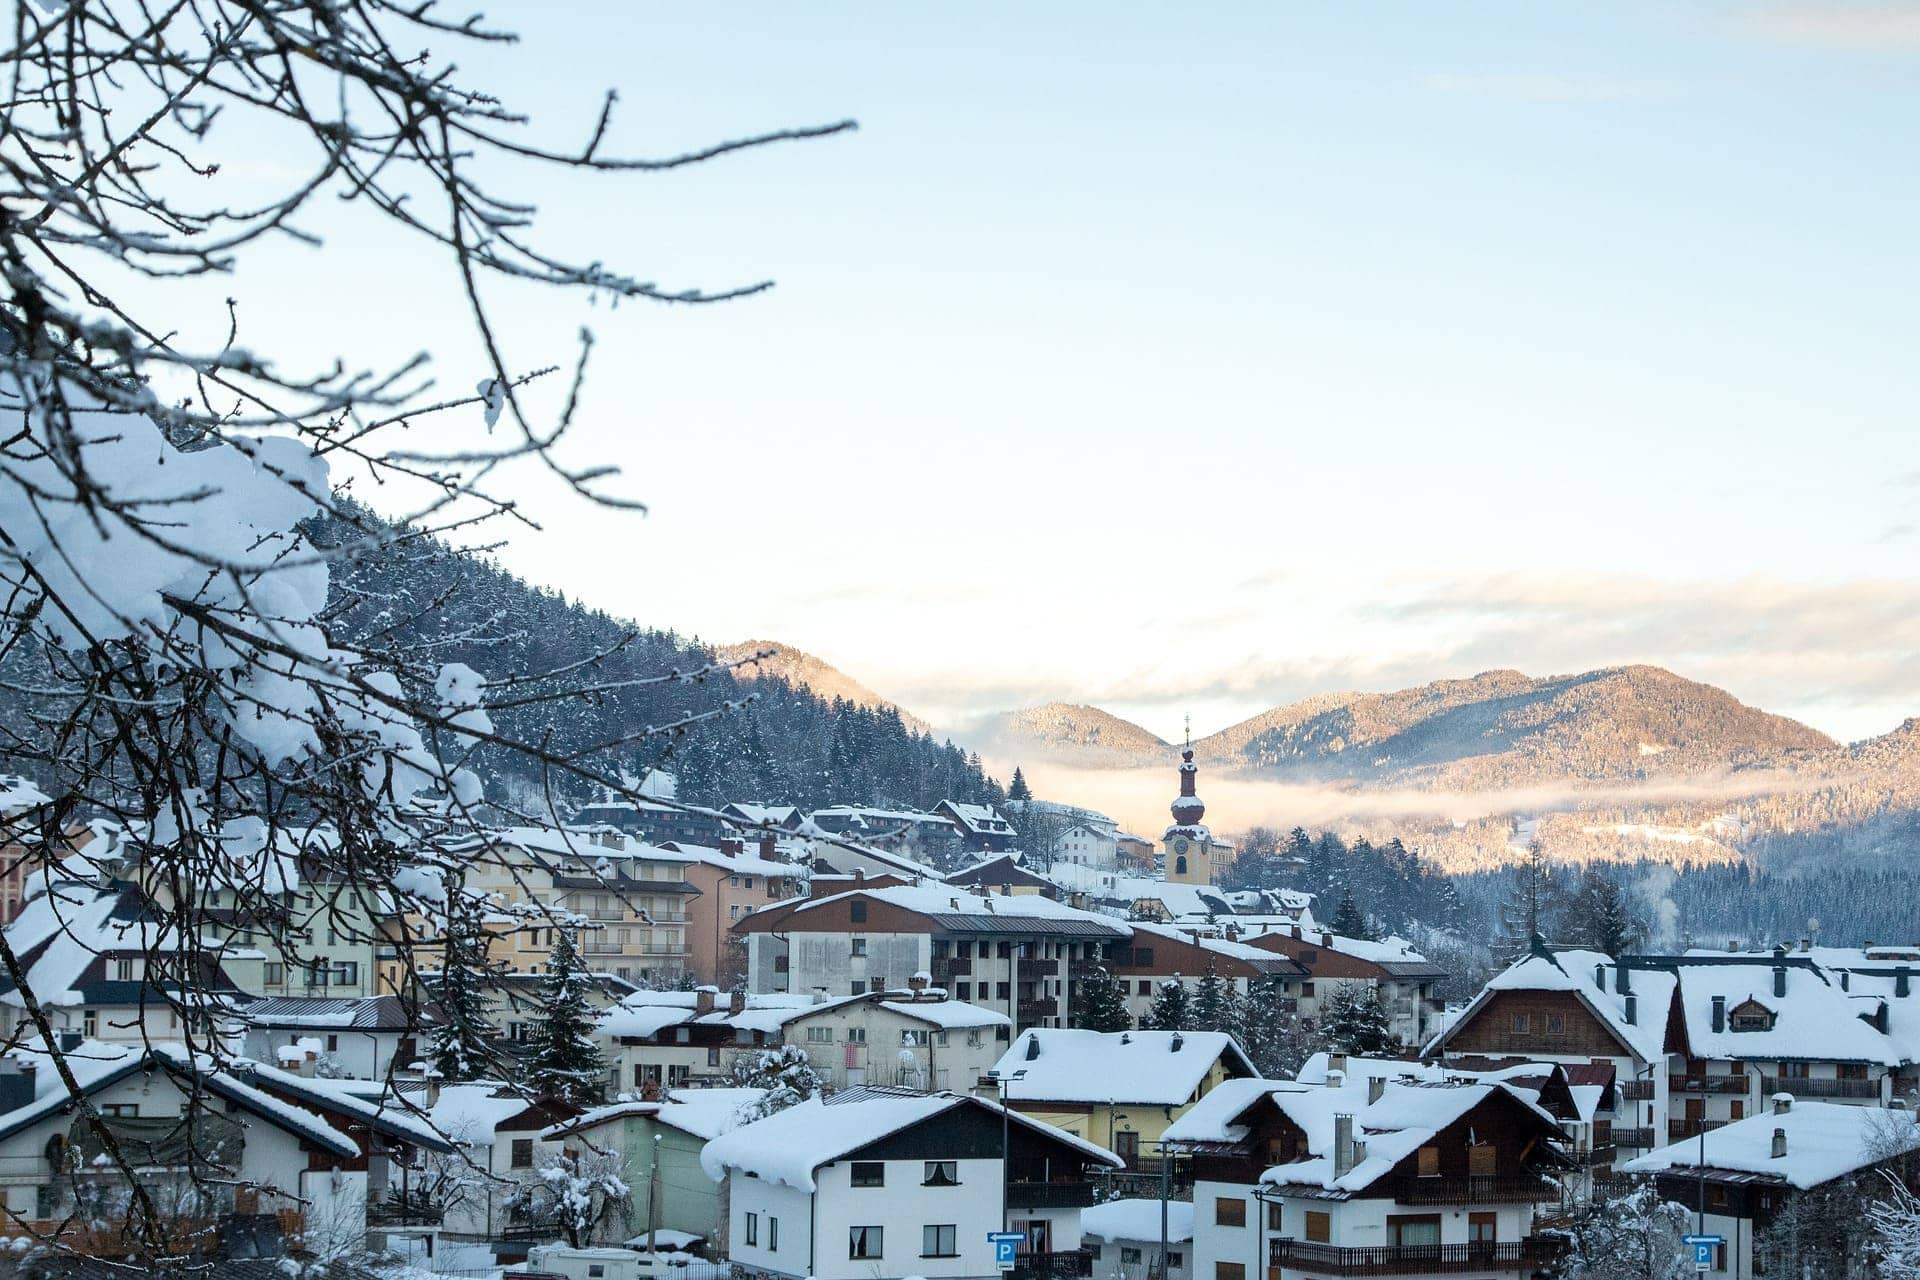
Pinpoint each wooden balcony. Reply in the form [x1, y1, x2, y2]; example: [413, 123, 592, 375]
[1390, 1174, 1561, 1206]
[1668, 1119, 1728, 1141]
[932, 956, 973, 981]
[1269, 1235, 1567, 1276]
[1670, 1075, 1749, 1095]
[1620, 1079, 1656, 1100]
[1022, 958, 1060, 976]
[1008, 1180, 1098, 1208]
[16, 1211, 303, 1258]
[1012, 1249, 1094, 1279]
[1016, 998, 1060, 1023]
[1759, 1075, 1882, 1100]
[1612, 1126, 1657, 1149]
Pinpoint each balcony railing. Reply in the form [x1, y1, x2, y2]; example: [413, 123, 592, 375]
[1016, 999, 1060, 1023]
[1022, 958, 1060, 976]
[1390, 1174, 1561, 1206]
[1269, 1235, 1567, 1276]
[1613, 1127, 1657, 1149]
[1759, 1075, 1883, 1100]
[932, 956, 973, 981]
[1670, 1075, 1749, 1095]
[1008, 1180, 1098, 1208]
[1012, 1250, 1094, 1279]
[367, 1194, 445, 1228]
[1576, 1144, 1618, 1167]
[1668, 1119, 1728, 1141]
[1620, 1079, 1656, 1101]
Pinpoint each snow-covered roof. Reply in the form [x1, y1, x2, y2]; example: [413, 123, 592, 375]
[877, 998, 1010, 1030]
[0, 774, 50, 814]
[937, 801, 1015, 836]
[598, 990, 831, 1040]
[1429, 947, 1670, 1062]
[699, 1090, 1121, 1191]
[427, 1082, 540, 1142]
[547, 1088, 770, 1142]
[1130, 921, 1305, 968]
[1623, 1099, 1920, 1189]
[1671, 962, 1904, 1066]
[990, 1029, 1255, 1106]
[778, 883, 1129, 936]
[1082, 1198, 1196, 1245]
[0, 879, 255, 1009]
[1163, 1076, 1560, 1195]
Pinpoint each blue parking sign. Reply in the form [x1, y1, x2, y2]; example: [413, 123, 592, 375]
[1683, 1234, 1723, 1271]
[989, 1232, 1024, 1271]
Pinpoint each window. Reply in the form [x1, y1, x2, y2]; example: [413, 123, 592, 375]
[307, 958, 330, 987]
[1216, 1265, 1245, 1280]
[98, 1103, 138, 1117]
[82, 1010, 97, 1037]
[112, 957, 138, 981]
[901, 1029, 930, 1046]
[708, 1047, 721, 1066]
[1168, 1253, 1184, 1268]
[1511, 1012, 1531, 1034]
[1299, 949, 1319, 964]
[1389, 1215, 1442, 1248]
[769, 1218, 778, 1249]
[1417, 1145, 1439, 1177]
[1138, 981, 1152, 996]
[806, 1026, 834, 1044]
[775, 955, 790, 973]
[922, 1224, 958, 1258]
[1546, 1012, 1566, 1034]
[1266, 1202, 1283, 1230]
[729, 905, 741, 921]
[1133, 947, 1155, 967]
[849, 1226, 883, 1259]
[511, 1139, 533, 1168]
[998, 941, 1011, 959]
[1469, 1212, 1497, 1245]
[1301, 981, 1315, 997]
[923, 1160, 958, 1186]
[956, 983, 971, 999]
[262, 962, 284, 985]
[850, 900, 867, 923]
[851, 937, 867, 958]
[1214, 1197, 1245, 1227]
[850, 1161, 885, 1187]
[745, 1213, 758, 1247]
[1120, 1248, 1143, 1265]
[997, 982, 1011, 1000]
[851, 982, 865, 996]
[1305, 1211, 1331, 1243]
[588, 1267, 604, 1279]
[847, 1027, 867, 1044]
[668, 1065, 690, 1087]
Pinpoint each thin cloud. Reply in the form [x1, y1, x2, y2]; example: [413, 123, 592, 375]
[1879, 523, 1916, 543]
[1738, 3, 1920, 49]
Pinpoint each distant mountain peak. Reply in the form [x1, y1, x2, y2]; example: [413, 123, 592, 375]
[976, 702, 1171, 768]
[717, 640, 930, 735]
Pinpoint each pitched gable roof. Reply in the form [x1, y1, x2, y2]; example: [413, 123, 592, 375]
[991, 1028, 1256, 1106]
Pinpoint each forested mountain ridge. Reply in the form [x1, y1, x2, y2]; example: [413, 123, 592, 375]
[975, 702, 1173, 767]
[310, 516, 1003, 815]
[717, 639, 931, 735]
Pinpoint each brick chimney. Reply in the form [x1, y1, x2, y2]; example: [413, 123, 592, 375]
[695, 987, 716, 1014]
[759, 832, 778, 860]
[720, 837, 745, 857]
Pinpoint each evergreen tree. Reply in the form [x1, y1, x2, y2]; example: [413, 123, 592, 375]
[1007, 767, 1033, 802]
[730, 1044, 825, 1122]
[1146, 979, 1191, 1031]
[1235, 972, 1322, 1079]
[1192, 961, 1239, 1034]
[1318, 984, 1400, 1056]
[526, 928, 608, 1104]
[428, 898, 499, 1083]
[1496, 841, 1564, 962]
[1073, 966, 1134, 1032]
[1330, 890, 1373, 940]
[1564, 867, 1643, 957]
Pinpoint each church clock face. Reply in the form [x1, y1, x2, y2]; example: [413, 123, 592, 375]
[1172, 836, 1191, 855]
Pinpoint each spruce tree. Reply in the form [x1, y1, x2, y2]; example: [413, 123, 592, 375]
[1008, 767, 1033, 803]
[1235, 972, 1321, 1079]
[1319, 984, 1400, 1056]
[527, 927, 608, 1104]
[1146, 979, 1192, 1031]
[1565, 867, 1643, 957]
[1073, 965, 1134, 1032]
[1192, 961, 1239, 1034]
[428, 898, 499, 1083]
[1330, 890, 1372, 940]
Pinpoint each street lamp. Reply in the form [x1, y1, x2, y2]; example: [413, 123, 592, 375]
[989, 1068, 1029, 1237]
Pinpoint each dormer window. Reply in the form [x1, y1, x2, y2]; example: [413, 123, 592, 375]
[1729, 998, 1775, 1032]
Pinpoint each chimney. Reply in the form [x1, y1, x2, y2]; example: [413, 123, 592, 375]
[1773, 1092, 1793, 1115]
[1291, 924, 1303, 941]
[1333, 1115, 1356, 1178]
[1727, 940, 1738, 954]
[759, 832, 778, 860]
[1331, 1052, 1349, 1077]
[57, 1031, 82, 1053]
[853, 868, 866, 883]
[1624, 994, 1637, 1025]
[908, 972, 930, 994]
[1771, 1127, 1787, 1159]
[1170, 1033, 1184, 1053]
[720, 837, 745, 857]
[1024, 1035, 1042, 1061]
[1617, 966, 1632, 995]
[1368, 1077, 1385, 1104]
[1840, 971, 1851, 992]
[1711, 995, 1726, 1033]
[1898, 967, 1911, 999]
[1320, 933, 1333, 948]
[1774, 965, 1787, 999]
[1595, 963, 1606, 990]
[1800, 937, 1811, 953]
[695, 987, 716, 1014]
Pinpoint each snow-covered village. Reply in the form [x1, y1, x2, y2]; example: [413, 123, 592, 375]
[5, 4, 1920, 1280]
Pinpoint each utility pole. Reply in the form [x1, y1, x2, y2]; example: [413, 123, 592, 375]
[647, 1133, 662, 1256]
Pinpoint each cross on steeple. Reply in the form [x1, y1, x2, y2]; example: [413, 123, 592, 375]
[1184, 713, 1191, 750]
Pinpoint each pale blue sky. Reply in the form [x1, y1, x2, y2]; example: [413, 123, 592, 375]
[203, 3, 1920, 742]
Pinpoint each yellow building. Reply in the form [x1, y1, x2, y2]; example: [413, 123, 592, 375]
[981, 1027, 1257, 1167]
